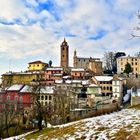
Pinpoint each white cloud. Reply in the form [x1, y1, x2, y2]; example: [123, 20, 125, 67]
[0, 0, 140, 74]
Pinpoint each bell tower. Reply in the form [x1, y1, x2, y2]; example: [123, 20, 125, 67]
[60, 38, 69, 67]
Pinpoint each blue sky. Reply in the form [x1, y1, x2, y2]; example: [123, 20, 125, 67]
[0, 0, 140, 74]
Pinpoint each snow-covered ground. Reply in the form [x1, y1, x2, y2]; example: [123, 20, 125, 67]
[4, 109, 140, 140]
[57, 109, 140, 140]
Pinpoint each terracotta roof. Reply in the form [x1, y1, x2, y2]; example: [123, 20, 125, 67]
[28, 60, 46, 64]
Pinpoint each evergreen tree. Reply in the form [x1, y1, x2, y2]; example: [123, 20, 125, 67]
[124, 63, 133, 74]
[48, 60, 52, 67]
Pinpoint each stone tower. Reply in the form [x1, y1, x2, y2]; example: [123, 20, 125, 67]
[60, 38, 69, 67]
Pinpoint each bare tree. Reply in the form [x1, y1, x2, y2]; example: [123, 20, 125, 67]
[0, 101, 23, 139]
[130, 11, 140, 39]
[103, 51, 115, 73]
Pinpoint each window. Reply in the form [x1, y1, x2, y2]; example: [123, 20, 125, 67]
[62, 47, 65, 50]
[45, 102, 48, 106]
[37, 64, 39, 67]
[136, 68, 137, 71]
[20, 96, 22, 102]
[135, 62, 137, 65]
[41, 95, 44, 100]
[45, 96, 48, 100]
[63, 55, 65, 57]
[115, 88, 117, 92]
[49, 96, 52, 100]
[7, 96, 10, 101]
[37, 96, 40, 100]
[15, 96, 18, 101]
[79, 59, 80, 61]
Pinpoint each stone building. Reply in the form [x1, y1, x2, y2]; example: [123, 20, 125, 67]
[88, 59, 103, 75]
[73, 50, 101, 71]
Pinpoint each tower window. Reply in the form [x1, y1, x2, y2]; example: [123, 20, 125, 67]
[62, 47, 65, 50]
[63, 55, 65, 57]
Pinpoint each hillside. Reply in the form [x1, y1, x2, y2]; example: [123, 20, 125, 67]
[6, 108, 140, 140]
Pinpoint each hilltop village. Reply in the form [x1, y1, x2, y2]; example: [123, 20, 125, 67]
[0, 38, 140, 137]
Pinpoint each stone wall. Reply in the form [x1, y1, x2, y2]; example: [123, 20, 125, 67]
[131, 96, 140, 106]
[69, 102, 119, 121]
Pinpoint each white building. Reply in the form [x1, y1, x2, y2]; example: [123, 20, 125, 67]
[112, 76, 126, 104]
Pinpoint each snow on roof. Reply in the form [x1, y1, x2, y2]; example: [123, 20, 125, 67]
[89, 84, 99, 87]
[55, 80, 63, 84]
[53, 74, 62, 76]
[71, 108, 87, 111]
[65, 80, 72, 84]
[20, 85, 33, 93]
[117, 55, 139, 59]
[39, 86, 54, 94]
[7, 84, 24, 91]
[94, 76, 113, 81]
[55, 80, 89, 84]
[82, 80, 89, 85]
[46, 67, 63, 71]
[63, 75, 71, 79]
[72, 80, 82, 83]
[3, 71, 43, 75]
[71, 68, 85, 72]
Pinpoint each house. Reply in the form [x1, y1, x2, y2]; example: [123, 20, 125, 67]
[112, 76, 126, 104]
[5, 84, 24, 110]
[117, 55, 140, 75]
[92, 76, 113, 96]
[28, 60, 48, 71]
[36, 86, 54, 106]
[71, 68, 85, 79]
[20, 85, 34, 109]
[2, 71, 45, 87]
[45, 67, 63, 80]
[0, 84, 35, 111]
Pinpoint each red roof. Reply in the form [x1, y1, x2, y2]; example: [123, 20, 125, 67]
[28, 60, 46, 64]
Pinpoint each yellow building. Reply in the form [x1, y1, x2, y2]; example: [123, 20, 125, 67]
[28, 60, 48, 71]
[2, 71, 45, 87]
[117, 56, 140, 74]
